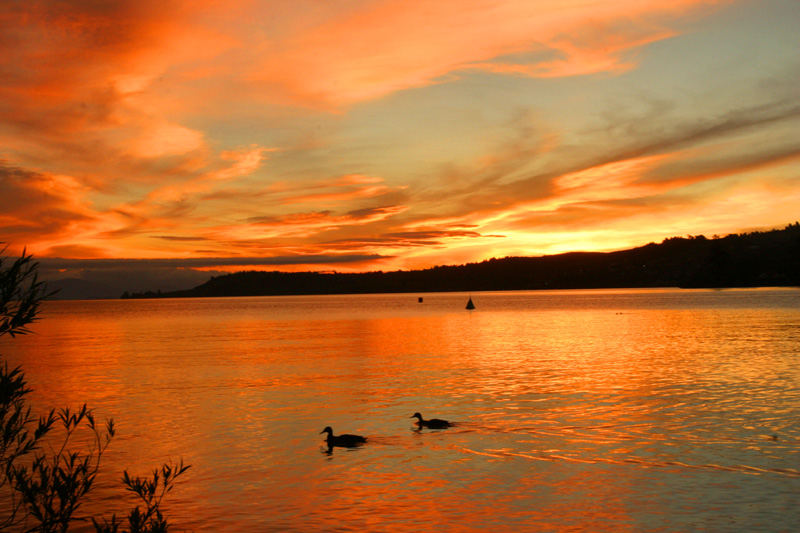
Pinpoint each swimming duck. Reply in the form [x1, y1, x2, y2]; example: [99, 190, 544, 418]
[320, 426, 367, 448]
[411, 412, 451, 429]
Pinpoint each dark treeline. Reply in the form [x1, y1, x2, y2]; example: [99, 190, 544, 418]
[123, 223, 800, 299]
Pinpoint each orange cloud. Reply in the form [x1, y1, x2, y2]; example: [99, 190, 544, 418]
[247, 0, 726, 106]
[0, 1, 236, 187]
[282, 185, 392, 206]
[125, 120, 205, 159]
[252, 174, 396, 206]
[0, 0, 728, 184]
[0, 161, 97, 254]
[141, 146, 269, 205]
[476, 26, 678, 78]
[210, 205, 408, 242]
[3, 0, 718, 113]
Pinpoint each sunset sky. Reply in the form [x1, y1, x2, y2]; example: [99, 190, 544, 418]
[2, 0, 799, 293]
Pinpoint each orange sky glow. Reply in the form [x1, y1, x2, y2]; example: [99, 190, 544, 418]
[1, 0, 799, 292]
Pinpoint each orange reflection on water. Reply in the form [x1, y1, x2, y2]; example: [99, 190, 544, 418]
[4, 292, 800, 531]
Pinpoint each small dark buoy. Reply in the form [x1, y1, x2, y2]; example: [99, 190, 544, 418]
[418, 297, 423, 303]
[466, 297, 475, 310]
[411, 412, 452, 429]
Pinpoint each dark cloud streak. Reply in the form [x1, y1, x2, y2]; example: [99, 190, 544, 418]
[38, 254, 387, 272]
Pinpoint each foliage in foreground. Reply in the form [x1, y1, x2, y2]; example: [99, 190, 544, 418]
[92, 460, 191, 533]
[1, 248, 191, 532]
[0, 246, 49, 338]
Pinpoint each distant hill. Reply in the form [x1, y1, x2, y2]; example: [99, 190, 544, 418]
[123, 223, 800, 299]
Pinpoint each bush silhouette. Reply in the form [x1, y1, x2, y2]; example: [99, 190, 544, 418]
[1, 247, 190, 532]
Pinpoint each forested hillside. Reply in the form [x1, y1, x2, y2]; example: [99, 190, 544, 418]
[124, 223, 800, 298]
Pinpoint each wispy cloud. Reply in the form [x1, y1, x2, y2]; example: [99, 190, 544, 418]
[209, 204, 408, 243]
[246, 0, 725, 106]
[39, 254, 386, 271]
[0, 161, 97, 245]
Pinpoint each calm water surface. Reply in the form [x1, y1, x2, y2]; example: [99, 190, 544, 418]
[2, 288, 800, 532]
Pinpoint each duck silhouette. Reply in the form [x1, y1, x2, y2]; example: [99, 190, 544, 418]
[411, 412, 451, 429]
[320, 426, 367, 448]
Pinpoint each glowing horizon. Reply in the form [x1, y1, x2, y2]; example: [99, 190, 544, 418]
[2, 0, 799, 284]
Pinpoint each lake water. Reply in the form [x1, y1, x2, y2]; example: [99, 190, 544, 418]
[2, 288, 800, 532]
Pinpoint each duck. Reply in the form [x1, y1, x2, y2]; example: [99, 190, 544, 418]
[320, 426, 367, 448]
[411, 412, 451, 429]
